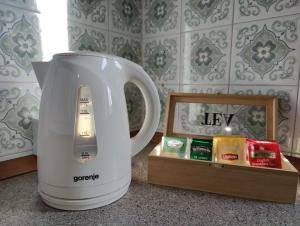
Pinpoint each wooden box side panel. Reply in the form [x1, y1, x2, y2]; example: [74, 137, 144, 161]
[0, 155, 37, 180]
[148, 156, 298, 203]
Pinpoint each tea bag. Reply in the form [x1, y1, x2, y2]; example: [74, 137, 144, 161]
[190, 138, 213, 161]
[161, 136, 187, 157]
[246, 139, 282, 168]
[213, 135, 247, 165]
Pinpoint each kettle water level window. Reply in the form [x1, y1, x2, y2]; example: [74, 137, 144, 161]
[75, 86, 98, 163]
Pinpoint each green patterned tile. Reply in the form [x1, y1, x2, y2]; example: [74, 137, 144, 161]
[293, 85, 300, 157]
[180, 84, 228, 94]
[182, 25, 231, 84]
[109, 0, 142, 37]
[174, 85, 228, 135]
[143, 35, 180, 84]
[68, 0, 108, 29]
[156, 84, 179, 132]
[230, 15, 300, 85]
[0, 83, 40, 161]
[229, 85, 297, 155]
[109, 32, 142, 65]
[0, 0, 38, 12]
[125, 83, 145, 131]
[0, 4, 42, 82]
[143, 0, 180, 37]
[68, 21, 108, 53]
[234, 0, 300, 23]
[182, 0, 233, 31]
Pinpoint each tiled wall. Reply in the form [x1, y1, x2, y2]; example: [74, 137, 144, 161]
[1, 0, 300, 160]
[0, 0, 42, 161]
[67, 0, 145, 132]
[142, 0, 300, 157]
[0, 0, 145, 161]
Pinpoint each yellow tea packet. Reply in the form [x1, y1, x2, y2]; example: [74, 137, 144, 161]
[213, 135, 247, 165]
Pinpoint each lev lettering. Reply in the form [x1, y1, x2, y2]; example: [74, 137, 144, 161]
[201, 112, 234, 126]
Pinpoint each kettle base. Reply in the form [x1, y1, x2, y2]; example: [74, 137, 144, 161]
[39, 183, 129, 210]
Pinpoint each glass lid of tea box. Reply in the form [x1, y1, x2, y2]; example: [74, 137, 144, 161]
[174, 103, 268, 139]
[166, 93, 277, 140]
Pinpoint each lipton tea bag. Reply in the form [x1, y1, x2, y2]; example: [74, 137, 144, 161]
[162, 136, 187, 157]
[213, 136, 247, 165]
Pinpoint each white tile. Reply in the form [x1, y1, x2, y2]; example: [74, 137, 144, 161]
[234, 0, 300, 24]
[68, 21, 109, 53]
[156, 84, 179, 132]
[125, 83, 145, 131]
[109, 32, 142, 65]
[181, 25, 232, 85]
[143, 0, 181, 38]
[0, 4, 42, 83]
[143, 34, 180, 84]
[174, 84, 229, 136]
[0, 83, 41, 160]
[180, 84, 228, 93]
[108, 0, 142, 38]
[230, 14, 300, 85]
[181, 0, 233, 32]
[292, 85, 300, 157]
[0, 0, 38, 12]
[229, 85, 298, 155]
[68, 0, 108, 30]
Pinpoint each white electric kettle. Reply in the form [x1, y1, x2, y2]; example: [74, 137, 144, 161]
[32, 52, 160, 210]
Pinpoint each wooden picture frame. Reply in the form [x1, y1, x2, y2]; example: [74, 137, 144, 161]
[164, 93, 278, 140]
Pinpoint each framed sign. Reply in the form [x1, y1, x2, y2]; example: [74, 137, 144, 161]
[164, 93, 278, 140]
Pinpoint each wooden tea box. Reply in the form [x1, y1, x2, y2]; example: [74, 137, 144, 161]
[148, 144, 298, 203]
[147, 93, 299, 203]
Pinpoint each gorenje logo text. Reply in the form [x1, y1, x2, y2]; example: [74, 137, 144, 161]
[74, 173, 99, 182]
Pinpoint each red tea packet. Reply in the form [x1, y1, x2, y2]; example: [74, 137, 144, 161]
[246, 139, 282, 168]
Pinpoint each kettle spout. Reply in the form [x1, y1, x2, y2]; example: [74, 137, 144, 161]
[32, 61, 50, 88]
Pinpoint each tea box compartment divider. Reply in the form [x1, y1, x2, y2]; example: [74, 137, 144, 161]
[147, 93, 299, 203]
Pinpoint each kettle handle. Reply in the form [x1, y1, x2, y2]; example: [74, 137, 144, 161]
[122, 62, 161, 156]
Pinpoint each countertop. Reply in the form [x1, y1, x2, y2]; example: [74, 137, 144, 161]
[1, 143, 300, 226]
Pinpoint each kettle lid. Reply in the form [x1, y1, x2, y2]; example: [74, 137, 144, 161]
[53, 51, 115, 60]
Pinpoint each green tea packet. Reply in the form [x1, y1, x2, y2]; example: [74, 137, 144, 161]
[190, 138, 213, 161]
[162, 136, 187, 155]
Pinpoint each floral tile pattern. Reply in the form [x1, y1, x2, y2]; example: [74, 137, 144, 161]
[174, 85, 228, 135]
[230, 15, 300, 85]
[0, 0, 39, 12]
[125, 83, 145, 131]
[293, 85, 300, 157]
[180, 84, 228, 93]
[182, 0, 233, 31]
[68, 0, 108, 29]
[143, 35, 180, 84]
[0, 83, 40, 160]
[0, 4, 42, 82]
[234, 0, 300, 24]
[143, 0, 180, 37]
[109, 32, 142, 65]
[109, 0, 142, 37]
[182, 25, 231, 84]
[228, 104, 267, 139]
[68, 22, 108, 53]
[156, 84, 179, 132]
[229, 85, 298, 154]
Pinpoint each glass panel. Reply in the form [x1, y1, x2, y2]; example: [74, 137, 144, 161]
[174, 102, 266, 139]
